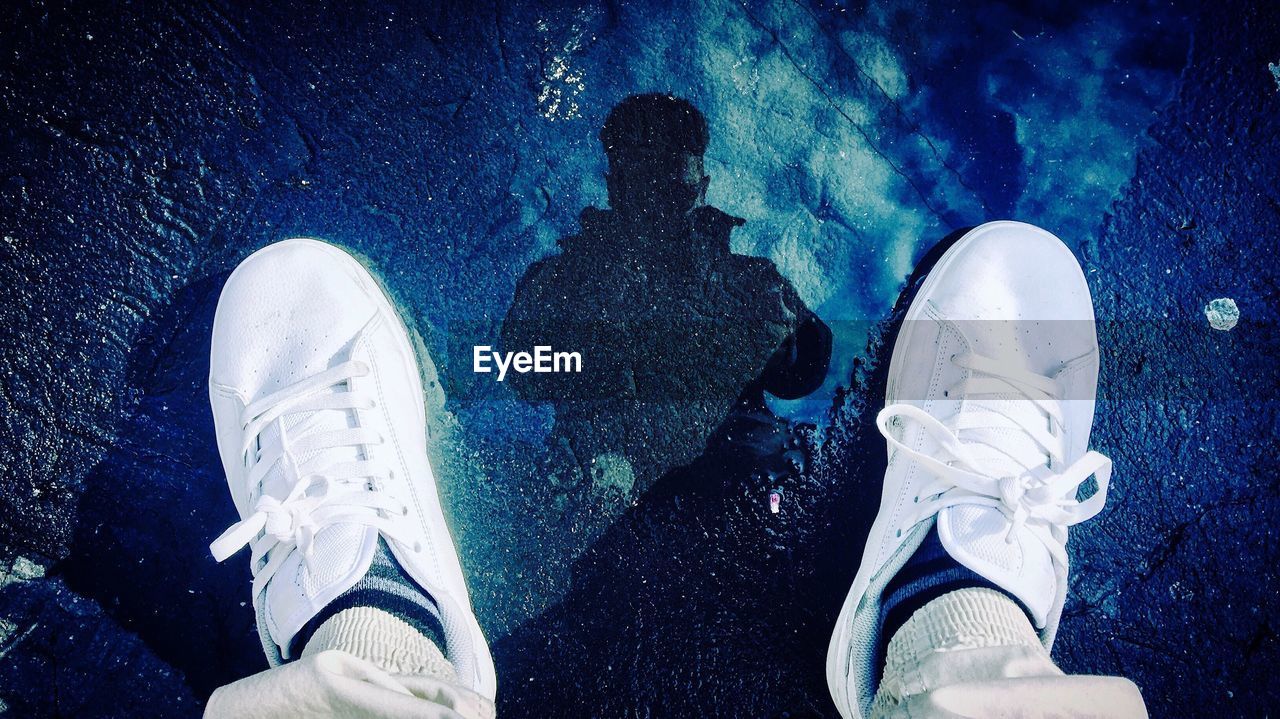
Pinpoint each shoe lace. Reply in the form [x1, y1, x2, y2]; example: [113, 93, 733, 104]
[878, 352, 1111, 566]
[209, 360, 413, 598]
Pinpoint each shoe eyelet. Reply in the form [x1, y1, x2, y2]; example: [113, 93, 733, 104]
[913, 496, 919, 503]
[413, 542, 422, 552]
[895, 528, 902, 538]
[401, 505, 409, 516]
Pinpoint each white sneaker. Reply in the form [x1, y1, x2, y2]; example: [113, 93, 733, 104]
[206, 238, 496, 700]
[825, 221, 1112, 718]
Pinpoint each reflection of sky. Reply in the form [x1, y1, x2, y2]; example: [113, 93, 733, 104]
[493, 0, 1190, 430]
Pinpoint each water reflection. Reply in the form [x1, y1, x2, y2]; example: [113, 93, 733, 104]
[502, 94, 831, 509]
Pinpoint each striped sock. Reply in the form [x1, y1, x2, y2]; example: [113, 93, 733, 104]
[875, 525, 1026, 684]
[290, 538, 447, 659]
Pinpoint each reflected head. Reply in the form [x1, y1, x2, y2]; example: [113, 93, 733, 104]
[601, 93, 711, 218]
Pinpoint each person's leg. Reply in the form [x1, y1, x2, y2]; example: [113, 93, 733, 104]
[826, 222, 1147, 719]
[203, 239, 495, 718]
[869, 587, 1144, 719]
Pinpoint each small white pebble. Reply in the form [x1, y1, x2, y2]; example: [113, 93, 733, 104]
[1204, 297, 1240, 331]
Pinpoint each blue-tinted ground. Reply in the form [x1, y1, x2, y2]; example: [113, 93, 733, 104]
[0, 0, 1277, 716]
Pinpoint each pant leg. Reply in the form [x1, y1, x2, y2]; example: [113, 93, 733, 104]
[870, 588, 1147, 719]
[206, 607, 495, 719]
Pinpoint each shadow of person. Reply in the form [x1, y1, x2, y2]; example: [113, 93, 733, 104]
[492, 227, 975, 717]
[501, 93, 831, 522]
[57, 271, 264, 699]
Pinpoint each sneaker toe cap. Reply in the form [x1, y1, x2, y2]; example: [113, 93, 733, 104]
[210, 238, 380, 398]
[931, 221, 1095, 323]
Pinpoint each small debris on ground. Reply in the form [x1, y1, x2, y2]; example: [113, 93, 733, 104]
[1204, 297, 1240, 331]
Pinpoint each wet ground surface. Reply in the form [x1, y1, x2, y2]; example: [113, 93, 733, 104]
[1, 0, 1278, 716]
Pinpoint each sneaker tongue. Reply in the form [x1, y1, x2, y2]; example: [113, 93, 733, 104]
[956, 395, 1049, 479]
[256, 383, 377, 655]
[264, 522, 378, 656]
[944, 395, 1059, 626]
[257, 383, 363, 500]
[936, 503, 1057, 628]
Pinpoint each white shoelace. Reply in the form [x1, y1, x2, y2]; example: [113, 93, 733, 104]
[878, 352, 1111, 566]
[210, 360, 414, 598]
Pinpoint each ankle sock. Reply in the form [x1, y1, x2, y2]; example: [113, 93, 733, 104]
[290, 538, 447, 659]
[874, 525, 1023, 684]
[301, 606, 457, 679]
